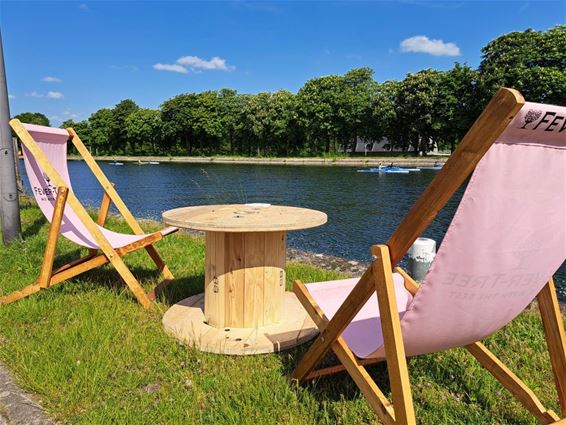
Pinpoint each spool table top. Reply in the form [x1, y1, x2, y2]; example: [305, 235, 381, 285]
[162, 204, 327, 232]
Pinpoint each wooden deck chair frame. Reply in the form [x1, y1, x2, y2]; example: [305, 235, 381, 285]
[0, 120, 177, 309]
[291, 88, 566, 425]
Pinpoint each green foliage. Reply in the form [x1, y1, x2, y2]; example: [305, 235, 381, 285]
[13, 112, 50, 126]
[60, 25, 565, 157]
[479, 25, 566, 105]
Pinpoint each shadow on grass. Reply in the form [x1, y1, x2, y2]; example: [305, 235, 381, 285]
[41, 248, 205, 308]
[21, 215, 47, 240]
[279, 344, 392, 404]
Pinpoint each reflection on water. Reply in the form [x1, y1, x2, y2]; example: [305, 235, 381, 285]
[20, 160, 565, 301]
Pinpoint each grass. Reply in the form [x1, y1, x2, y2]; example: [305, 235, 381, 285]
[0, 199, 563, 424]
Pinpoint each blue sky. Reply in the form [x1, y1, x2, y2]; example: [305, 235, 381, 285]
[1, 0, 563, 125]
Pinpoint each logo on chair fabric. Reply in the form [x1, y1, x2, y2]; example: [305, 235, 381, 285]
[521, 109, 566, 132]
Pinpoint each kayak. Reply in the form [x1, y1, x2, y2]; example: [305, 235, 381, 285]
[357, 168, 410, 174]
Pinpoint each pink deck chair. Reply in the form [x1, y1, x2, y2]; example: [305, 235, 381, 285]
[292, 88, 566, 425]
[1, 120, 178, 309]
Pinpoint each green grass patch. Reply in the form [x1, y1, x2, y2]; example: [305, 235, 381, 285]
[0, 199, 563, 424]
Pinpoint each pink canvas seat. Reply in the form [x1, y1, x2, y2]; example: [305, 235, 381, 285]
[306, 274, 413, 358]
[22, 124, 176, 250]
[2, 120, 178, 309]
[292, 89, 566, 425]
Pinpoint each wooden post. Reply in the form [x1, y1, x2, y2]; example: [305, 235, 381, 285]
[0, 30, 21, 244]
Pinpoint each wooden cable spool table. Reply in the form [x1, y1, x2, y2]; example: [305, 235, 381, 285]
[161, 204, 327, 355]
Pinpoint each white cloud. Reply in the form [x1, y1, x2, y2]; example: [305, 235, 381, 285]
[47, 91, 64, 99]
[154, 55, 234, 74]
[153, 63, 189, 74]
[26, 90, 64, 99]
[8, 94, 15, 99]
[177, 55, 234, 71]
[400, 35, 460, 56]
[42, 76, 62, 83]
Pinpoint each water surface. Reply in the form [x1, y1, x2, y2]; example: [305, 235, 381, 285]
[21, 160, 566, 300]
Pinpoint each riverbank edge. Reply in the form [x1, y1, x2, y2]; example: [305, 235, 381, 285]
[68, 155, 448, 167]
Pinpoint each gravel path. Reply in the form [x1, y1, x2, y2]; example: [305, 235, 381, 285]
[0, 364, 53, 425]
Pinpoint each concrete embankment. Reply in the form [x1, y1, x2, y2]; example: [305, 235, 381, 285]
[69, 155, 448, 167]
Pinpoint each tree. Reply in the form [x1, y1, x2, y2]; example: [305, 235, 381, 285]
[393, 69, 446, 155]
[161, 94, 197, 154]
[13, 112, 49, 126]
[479, 25, 566, 105]
[125, 108, 162, 154]
[341, 68, 376, 152]
[87, 108, 113, 155]
[109, 99, 139, 153]
[297, 74, 345, 154]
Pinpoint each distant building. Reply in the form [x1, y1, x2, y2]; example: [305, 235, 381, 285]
[343, 137, 439, 155]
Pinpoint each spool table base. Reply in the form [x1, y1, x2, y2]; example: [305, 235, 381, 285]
[163, 291, 318, 355]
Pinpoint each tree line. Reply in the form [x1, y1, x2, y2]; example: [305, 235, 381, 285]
[16, 25, 565, 157]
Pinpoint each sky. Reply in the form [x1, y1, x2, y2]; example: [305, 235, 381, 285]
[1, 0, 564, 125]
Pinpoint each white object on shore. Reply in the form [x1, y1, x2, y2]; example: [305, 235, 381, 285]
[407, 237, 436, 282]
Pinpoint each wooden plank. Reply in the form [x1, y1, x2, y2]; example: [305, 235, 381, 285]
[244, 232, 265, 327]
[225, 232, 245, 327]
[38, 186, 68, 288]
[537, 279, 566, 416]
[466, 342, 559, 423]
[0, 283, 42, 305]
[263, 231, 286, 324]
[293, 279, 396, 425]
[290, 87, 525, 382]
[372, 245, 416, 425]
[386, 88, 525, 267]
[115, 233, 162, 256]
[204, 231, 222, 327]
[67, 128, 145, 235]
[394, 267, 419, 296]
[162, 204, 327, 233]
[11, 119, 153, 309]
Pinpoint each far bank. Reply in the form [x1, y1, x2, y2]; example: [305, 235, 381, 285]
[68, 155, 448, 167]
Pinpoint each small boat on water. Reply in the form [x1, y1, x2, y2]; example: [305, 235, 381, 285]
[419, 165, 443, 171]
[357, 167, 410, 174]
[148, 161, 160, 165]
[110, 161, 124, 166]
[137, 160, 149, 165]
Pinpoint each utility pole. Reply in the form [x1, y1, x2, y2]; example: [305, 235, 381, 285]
[0, 30, 21, 244]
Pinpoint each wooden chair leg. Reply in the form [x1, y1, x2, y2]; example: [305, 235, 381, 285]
[372, 245, 416, 425]
[145, 244, 175, 301]
[38, 187, 69, 288]
[466, 342, 560, 424]
[537, 278, 566, 417]
[293, 278, 396, 425]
